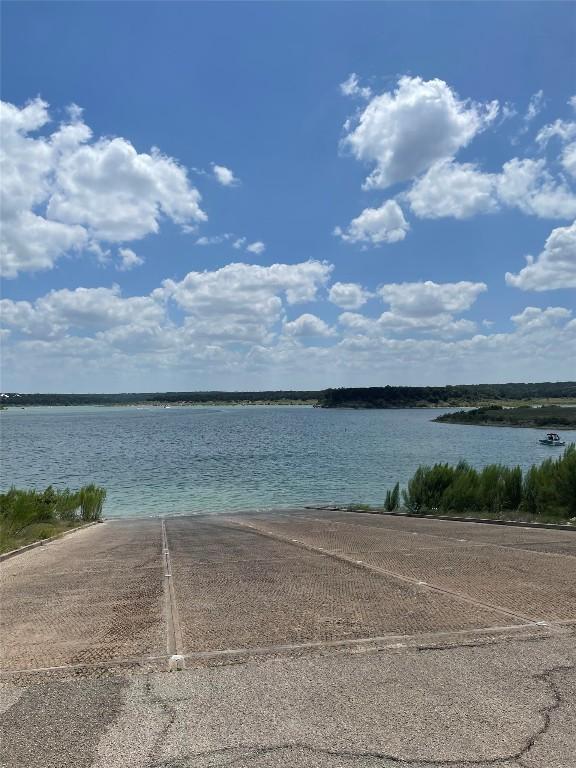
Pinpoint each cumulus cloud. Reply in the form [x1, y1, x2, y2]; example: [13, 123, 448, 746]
[339, 77, 575, 232]
[340, 73, 372, 100]
[336, 279, 486, 339]
[505, 221, 576, 290]
[497, 158, 576, 219]
[0, 285, 165, 339]
[117, 248, 144, 271]
[328, 282, 370, 310]
[335, 200, 409, 245]
[153, 261, 332, 344]
[511, 305, 572, 332]
[339, 310, 476, 338]
[284, 313, 335, 337]
[343, 76, 498, 190]
[246, 241, 266, 255]
[1, 261, 333, 357]
[378, 280, 487, 317]
[407, 157, 576, 220]
[407, 160, 498, 219]
[2, 269, 575, 390]
[0, 97, 206, 277]
[212, 163, 239, 187]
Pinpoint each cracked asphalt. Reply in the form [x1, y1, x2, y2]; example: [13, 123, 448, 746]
[1, 510, 575, 767]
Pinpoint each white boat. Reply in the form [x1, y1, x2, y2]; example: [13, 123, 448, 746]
[539, 432, 565, 446]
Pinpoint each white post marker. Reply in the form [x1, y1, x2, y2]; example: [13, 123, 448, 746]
[169, 654, 185, 672]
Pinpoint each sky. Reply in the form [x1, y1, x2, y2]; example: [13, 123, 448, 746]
[1, 1, 575, 392]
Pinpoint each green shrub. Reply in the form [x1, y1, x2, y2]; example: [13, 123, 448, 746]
[384, 482, 400, 511]
[0, 484, 106, 551]
[78, 484, 106, 522]
[397, 445, 575, 520]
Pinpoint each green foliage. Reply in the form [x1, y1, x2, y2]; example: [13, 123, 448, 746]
[320, 383, 576, 409]
[0, 484, 106, 551]
[78, 484, 107, 521]
[436, 405, 576, 428]
[384, 482, 400, 511]
[399, 446, 575, 520]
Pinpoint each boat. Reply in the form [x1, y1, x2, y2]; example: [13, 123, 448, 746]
[539, 432, 566, 446]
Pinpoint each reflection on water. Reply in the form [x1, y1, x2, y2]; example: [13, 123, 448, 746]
[2, 406, 575, 517]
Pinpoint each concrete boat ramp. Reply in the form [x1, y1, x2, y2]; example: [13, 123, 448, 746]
[1, 509, 575, 767]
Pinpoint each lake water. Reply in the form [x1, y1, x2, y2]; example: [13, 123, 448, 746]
[1, 406, 575, 518]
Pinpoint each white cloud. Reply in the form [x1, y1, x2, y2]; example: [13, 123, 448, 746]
[343, 76, 498, 190]
[0, 97, 206, 277]
[511, 305, 572, 332]
[536, 118, 576, 180]
[0, 285, 165, 339]
[117, 248, 144, 271]
[195, 234, 265, 253]
[524, 90, 545, 123]
[153, 260, 332, 345]
[212, 163, 239, 187]
[407, 157, 576, 221]
[335, 200, 409, 245]
[497, 159, 576, 219]
[407, 159, 498, 219]
[284, 313, 335, 337]
[196, 234, 232, 246]
[2, 271, 575, 390]
[336, 280, 486, 339]
[159, 260, 331, 310]
[328, 282, 370, 310]
[505, 221, 576, 290]
[569, 96, 576, 112]
[340, 73, 372, 100]
[562, 143, 576, 179]
[47, 139, 205, 241]
[246, 241, 266, 255]
[339, 310, 476, 338]
[536, 119, 576, 146]
[378, 280, 487, 317]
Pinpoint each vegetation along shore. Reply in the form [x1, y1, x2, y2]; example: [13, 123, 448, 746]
[1, 381, 575, 409]
[0, 485, 106, 554]
[435, 405, 576, 428]
[371, 446, 576, 524]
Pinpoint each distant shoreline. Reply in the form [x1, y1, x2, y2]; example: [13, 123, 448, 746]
[2, 382, 575, 410]
[434, 405, 576, 430]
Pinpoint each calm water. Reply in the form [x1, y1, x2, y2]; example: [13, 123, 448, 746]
[1, 406, 575, 517]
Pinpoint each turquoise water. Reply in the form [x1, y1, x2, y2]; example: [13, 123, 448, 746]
[1, 406, 575, 517]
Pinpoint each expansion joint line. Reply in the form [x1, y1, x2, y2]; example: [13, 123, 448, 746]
[231, 520, 551, 629]
[161, 518, 184, 669]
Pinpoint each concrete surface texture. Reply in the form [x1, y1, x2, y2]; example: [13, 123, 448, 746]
[1, 509, 575, 767]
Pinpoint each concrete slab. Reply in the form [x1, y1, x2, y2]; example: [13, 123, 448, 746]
[300, 510, 576, 554]
[0, 520, 165, 671]
[240, 515, 576, 622]
[166, 518, 508, 654]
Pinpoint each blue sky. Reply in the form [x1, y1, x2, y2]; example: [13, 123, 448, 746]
[1, 1, 575, 391]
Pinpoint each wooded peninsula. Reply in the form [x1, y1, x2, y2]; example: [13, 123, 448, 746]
[434, 405, 576, 429]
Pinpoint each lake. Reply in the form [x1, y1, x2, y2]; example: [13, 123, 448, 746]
[1, 406, 575, 517]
